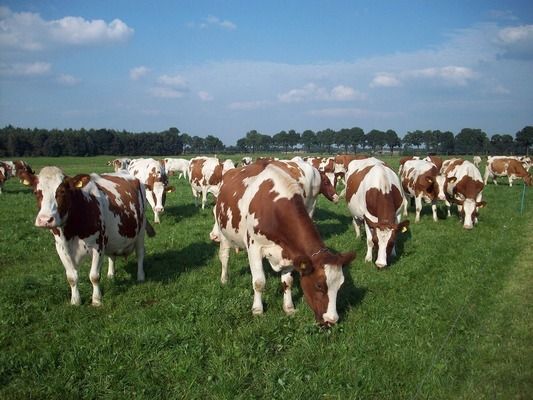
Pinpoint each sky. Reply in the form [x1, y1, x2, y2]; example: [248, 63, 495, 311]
[0, 1, 532, 145]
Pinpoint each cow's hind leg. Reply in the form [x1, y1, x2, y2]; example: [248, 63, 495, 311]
[89, 249, 104, 306]
[364, 223, 374, 263]
[56, 244, 81, 305]
[135, 231, 146, 282]
[219, 238, 231, 284]
[107, 256, 116, 279]
[281, 270, 295, 315]
[248, 246, 265, 315]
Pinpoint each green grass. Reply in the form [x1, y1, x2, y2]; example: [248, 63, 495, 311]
[0, 155, 531, 399]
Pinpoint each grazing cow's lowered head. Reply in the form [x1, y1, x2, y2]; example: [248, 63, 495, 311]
[319, 171, 339, 203]
[364, 217, 410, 268]
[294, 250, 355, 326]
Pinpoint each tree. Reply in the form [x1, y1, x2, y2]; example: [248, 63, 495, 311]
[515, 126, 533, 155]
[349, 127, 365, 153]
[316, 129, 335, 152]
[402, 130, 423, 151]
[437, 131, 455, 155]
[205, 135, 223, 154]
[287, 130, 300, 152]
[301, 130, 317, 152]
[455, 128, 488, 154]
[335, 128, 352, 153]
[273, 130, 289, 153]
[384, 129, 401, 154]
[365, 129, 386, 153]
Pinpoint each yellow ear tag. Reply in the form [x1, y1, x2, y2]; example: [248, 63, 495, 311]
[300, 262, 307, 270]
[75, 180, 84, 188]
[401, 226, 408, 233]
[22, 179, 31, 186]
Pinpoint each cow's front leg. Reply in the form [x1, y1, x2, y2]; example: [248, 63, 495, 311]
[89, 249, 104, 306]
[352, 217, 361, 238]
[201, 187, 208, 210]
[415, 195, 422, 222]
[445, 199, 451, 217]
[364, 223, 374, 263]
[107, 256, 116, 279]
[219, 238, 231, 284]
[248, 246, 265, 315]
[135, 233, 146, 282]
[55, 242, 81, 305]
[281, 270, 295, 315]
[431, 202, 438, 222]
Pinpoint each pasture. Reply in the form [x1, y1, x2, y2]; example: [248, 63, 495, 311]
[0, 155, 531, 399]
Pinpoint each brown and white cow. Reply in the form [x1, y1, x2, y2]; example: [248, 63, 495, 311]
[163, 158, 190, 179]
[0, 163, 6, 194]
[400, 159, 450, 222]
[107, 158, 131, 172]
[20, 167, 155, 305]
[484, 157, 533, 187]
[212, 161, 355, 325]
[473, 156, 482, 168]
[240, 156, 253, 166]
[188, 156, 234, 209]
[128, 158, 175, 223]
[442, 159, 486, 229]
[345, 157, 409, 269]
[0, 160, 34, 194]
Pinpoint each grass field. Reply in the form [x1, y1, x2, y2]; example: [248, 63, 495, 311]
[0, 155, 531, 399]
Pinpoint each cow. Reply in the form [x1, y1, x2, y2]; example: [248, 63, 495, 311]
[163, 158, 190, 179]
[345, 157, 409, 269]
[0, 160, 34, 193]
[20, 166, 155, 305]
[400, 159, 451, 222]
[128, 158, 175, 223]
[107, 158, 131, 172]
[398, 156, 420, 174]
[211, 161, 355, 325]
[423, 155, 443, 171]
[484, 157, 533, 186]
[188, 156, 234, 209]
[473, 156, 482, 168]
[305, 156, 336, 187]
[441, 159, 486, 229]
[240, 156, 253, 166]
[0, 164, 6, 194]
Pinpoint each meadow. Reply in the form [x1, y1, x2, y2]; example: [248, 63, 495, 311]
[0, 155, 531, 399]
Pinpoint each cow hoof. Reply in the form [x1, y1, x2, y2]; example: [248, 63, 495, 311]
[92, 300, 103, 307]
[364, 256, 372, 263]
[252, 307, 264, 316]
[284, 307, 296, 316]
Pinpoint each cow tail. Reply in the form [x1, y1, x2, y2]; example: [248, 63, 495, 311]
[145, 220, 156, 237]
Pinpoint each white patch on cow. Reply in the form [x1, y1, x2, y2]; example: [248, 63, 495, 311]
[462, 198, 476, 229]
[323, 264, 345, 324]
[375, 228, 393, 268]
[35, 166, 65, 227]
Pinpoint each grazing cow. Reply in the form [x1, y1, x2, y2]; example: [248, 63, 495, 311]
[423, 155, 443, 171]
[0, 164, 6, 194]
[442, 159, 486, 229]
[398, 156, 420, 174]
[305, 156, 336, 187]
[107, 158, 131, 172]
[400, 159, 451, 222]
[163, 158, 190, 179]
[20, 167, 155, 305]
[484, 157, 533, 187]
[241, 156, 253, 166]
[188, 156, 234, 209]
[128, 158, 175, 223]
[345, 157, 409, 268]
[0, 160, 34, 193]
[473, 156, 482, 168]
[211, 161, 355, 325]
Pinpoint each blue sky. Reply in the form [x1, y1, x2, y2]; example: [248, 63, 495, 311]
[1, 1, 532, 145]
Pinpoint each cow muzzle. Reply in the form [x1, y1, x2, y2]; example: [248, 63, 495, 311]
[321, 312, 339, 326]
[154, 206, 164, 213]
[35, 215, 57, 228]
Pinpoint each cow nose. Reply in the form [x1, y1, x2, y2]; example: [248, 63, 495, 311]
[36, 215, 54, 227]
[155, 206, 164, 213]
[322, 313, 339, 326]
[375, 261, 387, 269]
[463, 224, 474, 230]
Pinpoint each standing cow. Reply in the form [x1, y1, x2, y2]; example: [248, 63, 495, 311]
[212, 161, 355, 325]
[442, 159, 486, 229]
[484, 157, 532, 187]
[400, 159, 450, 222]
[107, 158, 131, 172]
[128, 158, 175, 223]
[188, 156, 234, 209]
[20, 167, 154, 305]
[163, 158, 190, 180]
[345, 157, 409, 268]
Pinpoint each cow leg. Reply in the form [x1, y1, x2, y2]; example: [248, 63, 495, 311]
[192, 188, 199, 207]
[352, 218, 361, 238]
[107, 256, 116, 279]
[508, 175, 513, 187]
[248, 246, 265, 315]
[402, 197, 409, 217]
[415, 196, 422, 222]
[483, 167, 490, 185]
[154, 210, 161, 224]
[445, 199, 451, 217]
[201, 187, 208, 210]
[56, 244, 81, 305]
[89, 250, 104, 306]
[281, 270, 295, 315]
[135, 233, 146, 282]
[431, 202, 438, 222]
[364, 223, 374, 263]
[219, 238, 231, 284]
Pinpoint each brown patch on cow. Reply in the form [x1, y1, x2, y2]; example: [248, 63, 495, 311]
[365, 186, 403, 225]
[14, 160, 34, 178]
[345, 166, 373, 203]
[442, 159, 465, 175]
[454, 175, 484, 200]
[335, 154, 367, 170]
[401, 163, 439, 200]
[208, 163, 224, 186]
[426, 155, 443, 170]
[189, 158, 207, 186]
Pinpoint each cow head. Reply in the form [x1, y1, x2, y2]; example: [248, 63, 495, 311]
[365, 217, 410, 268]
[524, 173, 533, 186]
[456, 198, 486, 229]
[21, 167, 92, 229]
[435, 175, 456, 201]
[319, 171, 339, 203]
[294, 251, 355, 326]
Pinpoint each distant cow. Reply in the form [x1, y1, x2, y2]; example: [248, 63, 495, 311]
[442, 159, 486, 229]
[473, 156, 482, 168]
[107, 158, 131, 172]
[400, 159, 450, 222]
[345, 157, 409, 268]
[20, 167, 154, 305]
[128, 158, 175, 223]
[484, 157, 533, 187]
[211, 161, 355, 325]
[0, 164, 6, 194]
[0, 160, 34, 193]
[241, 156, 253, 166]
[163, 158, 190, 179]
[188, 156, 234, 209]
[305, 156, 336, 187]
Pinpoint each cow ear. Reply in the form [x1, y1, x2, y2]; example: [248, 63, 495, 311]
[477, 201, 487, 208]
[337, 251, 356, 267]
[19, 171, 37, 187]
[397, 220, 410, 233]
[71, 174, 91, 189]
[293, 256, 314, 276]
[166, 185, 176, 193]
[448, 176, 457, 183]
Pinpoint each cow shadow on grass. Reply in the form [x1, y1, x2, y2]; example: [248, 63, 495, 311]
[313, 208, 353, 240]
[164, 203, 201, 223]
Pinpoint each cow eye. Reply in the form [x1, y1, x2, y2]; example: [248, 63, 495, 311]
[315, 282, 326, 292]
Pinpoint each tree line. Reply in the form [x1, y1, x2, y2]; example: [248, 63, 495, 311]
[1, 125, 532, 157]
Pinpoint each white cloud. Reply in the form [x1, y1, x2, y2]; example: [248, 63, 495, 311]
[498, 25, 533, 43]
[370, 73, 402, 88]
[189, 15, 237, 30]
[496, 25, 533, 59]
[278, 83, 364, 103]
[405, 66, 475, 86]
[57, 74, 80, 86]
[130, 66, 150, 80]
[198, 91, 213, 101]
[0, 6, 133, 51]
[0, 61, 51, 76]
[149, 87, 185, 98]
[157, 74, 188, 88]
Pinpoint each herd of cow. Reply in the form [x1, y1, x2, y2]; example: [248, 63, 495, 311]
[1, 153, 531, 326]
